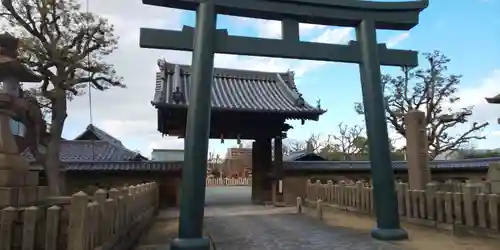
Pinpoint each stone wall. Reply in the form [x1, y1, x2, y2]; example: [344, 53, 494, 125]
[282, 176, 309, 205]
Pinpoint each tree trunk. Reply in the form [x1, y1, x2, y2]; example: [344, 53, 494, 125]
[44, 93, 67, 196]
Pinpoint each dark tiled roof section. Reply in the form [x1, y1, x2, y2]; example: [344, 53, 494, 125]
[283, 150, 326, 161]
[74, 124, 125, 147]
[284, 157, 500, 171]
[22, 140, 140, 162]
[64, 161, 183, 171]
[72, 124, 147, 160]
[283, 150, 307, 161]
[153, 61, 325, 115]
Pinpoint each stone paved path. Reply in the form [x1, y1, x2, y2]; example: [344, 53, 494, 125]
[204, 205, 402, 250]
[135, 186, 403, 250]
[202, 186, 401, 250]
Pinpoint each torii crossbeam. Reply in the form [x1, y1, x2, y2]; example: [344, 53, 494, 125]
[140, 1, 429, 249]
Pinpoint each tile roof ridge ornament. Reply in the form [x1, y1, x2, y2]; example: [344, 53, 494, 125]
[157, 58, 166, 71]
[157, 58, 177, 72]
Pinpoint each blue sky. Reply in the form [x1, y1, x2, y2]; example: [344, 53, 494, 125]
[62, 0, 500, 158]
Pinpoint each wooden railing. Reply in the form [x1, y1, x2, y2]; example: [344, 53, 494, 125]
[305, 180, 500, 238]
[0, 182, 159, 250]
[206, 177, 251, 186]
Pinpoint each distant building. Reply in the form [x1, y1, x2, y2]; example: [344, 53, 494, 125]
[434, 150, 460, 160]
[226, 146, 252, 160]
[223, 146, 252, 177]
[434, 148, 500, 160]
[151, 149, 184, 161]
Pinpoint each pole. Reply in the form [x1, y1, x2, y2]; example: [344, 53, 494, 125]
[356, 19, 408, 241]
[170, 1, 216, 249]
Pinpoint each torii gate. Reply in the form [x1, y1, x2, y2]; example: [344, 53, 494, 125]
[140, 0, 429, 249]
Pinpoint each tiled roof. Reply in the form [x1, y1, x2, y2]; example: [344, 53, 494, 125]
[74, 124, 125, 148]
[152, 60, 325, 118]
[72, 124, 147, 160]
[22, 140, 141, 162]
[283, 150, 326, 161]
[64, 161, 183, 171]
[486, 94, 500, 104]
[284, 157, 500, 171]
[29, 161, 183, 172]
[22, 124, 179, 171]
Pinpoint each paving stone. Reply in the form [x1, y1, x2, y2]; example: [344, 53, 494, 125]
[205, 213, 402, 250]
[202, 186, 400, 249]
[203, 186, 401, 250]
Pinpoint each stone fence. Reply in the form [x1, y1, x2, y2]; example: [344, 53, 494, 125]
[206, 177, 251, 186]
[305, 180, 500, 238]
[0, 182, 159, 250]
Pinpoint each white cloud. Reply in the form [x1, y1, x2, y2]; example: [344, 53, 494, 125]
[450, 69, 500, 123]
[386, 32, 410, 48]
[230, 17, 327, 39]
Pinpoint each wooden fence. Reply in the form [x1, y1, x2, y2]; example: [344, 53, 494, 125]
[305, 180, 500, 238]
[206, 177, 251, 186]
[0, 182, 159, 250]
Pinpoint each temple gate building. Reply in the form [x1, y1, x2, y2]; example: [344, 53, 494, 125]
[152, 60, 325, 204]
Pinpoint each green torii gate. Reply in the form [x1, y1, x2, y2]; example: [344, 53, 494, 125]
[140, 0, 429, 249]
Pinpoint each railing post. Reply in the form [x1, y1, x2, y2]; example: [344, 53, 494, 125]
[316, 199, 323, 220]
[0, 207, 17, 249]
[94, 189, 107, 245]
[67, 191, 89, 250]
[296, 197, 302, 214]
[108, 188, 120, 234]
[45, 205, 61, 250]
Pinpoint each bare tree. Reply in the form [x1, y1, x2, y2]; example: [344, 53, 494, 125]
[330, 123, 367, 160]
[306, 133, 323, 152]
[1, 0, 123, 195]
[354, 51, 488, 159]
[283, 138, 305, 153]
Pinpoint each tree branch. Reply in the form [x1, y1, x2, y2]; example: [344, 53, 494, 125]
[354, 51, 487, 159]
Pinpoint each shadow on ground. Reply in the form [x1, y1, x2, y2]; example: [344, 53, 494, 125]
[204, 186, 252, 207]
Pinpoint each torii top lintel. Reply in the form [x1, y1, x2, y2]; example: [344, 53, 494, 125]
[142, 0, 429, 30]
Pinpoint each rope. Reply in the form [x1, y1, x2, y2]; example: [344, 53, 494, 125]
[85, 0, 95, 160]
[85, 0, 93, 126]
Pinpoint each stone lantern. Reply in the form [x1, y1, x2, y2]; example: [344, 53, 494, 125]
[0, 33, 45, 208]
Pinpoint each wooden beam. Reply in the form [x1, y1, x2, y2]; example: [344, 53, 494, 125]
[142, 0, 427, 30]
[140, 26, 419, 67]
[163, 122, 287, 139]
[169, 129, 283, 140]
[262, 0, 428, 11]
